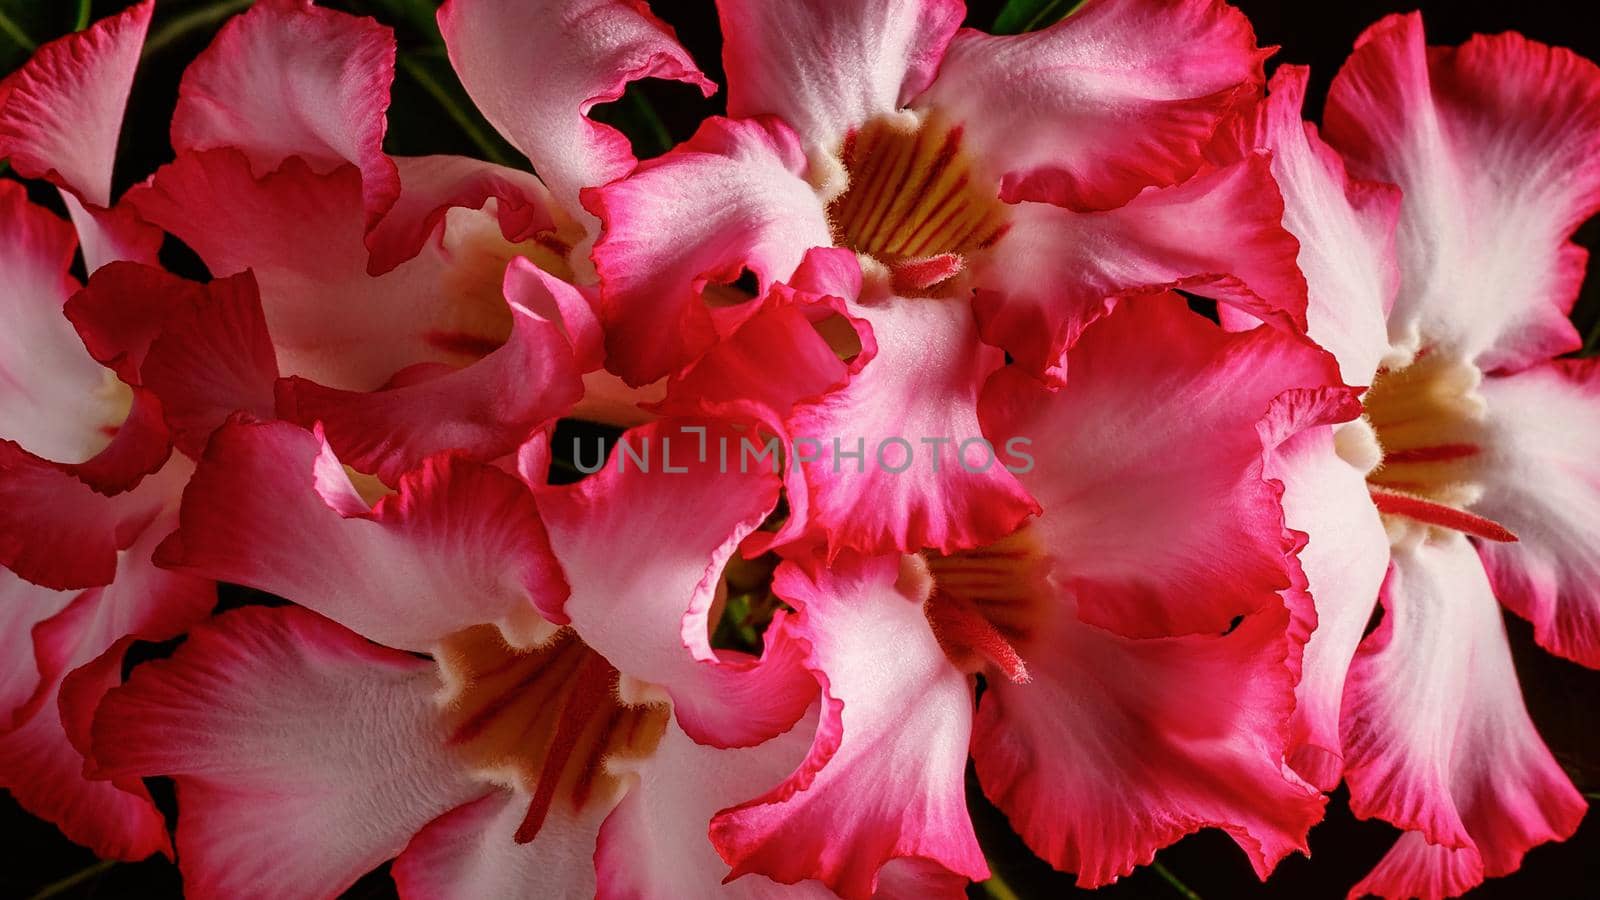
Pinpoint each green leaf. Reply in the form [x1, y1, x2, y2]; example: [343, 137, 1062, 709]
[991, 0, 1085, 35]
[368, 0, 445, 42]
[27, 860, 116, 900]
[144, 0, 254, 57]
[0, 3, 38, 52]
[590, 83, 673, 160]
[395, 52, 517, 166]
[73, 0, 90, 32]
[1151, 859, 1204, 900]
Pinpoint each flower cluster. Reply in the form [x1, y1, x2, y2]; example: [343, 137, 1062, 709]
[2, 1, 1597, 898]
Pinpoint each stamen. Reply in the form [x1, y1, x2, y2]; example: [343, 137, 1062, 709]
[923, 528, 1051, 678]
[926, 591, 1030, 683]
[890, 253, 965, 294]
[1369, 488, 1517, 543]
[1379, 443, 1480, 464]
[515, 652, 616, 843]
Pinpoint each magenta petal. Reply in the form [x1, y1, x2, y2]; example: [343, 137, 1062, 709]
[158, 420, 564, 652]
[0, 1, 151, 207]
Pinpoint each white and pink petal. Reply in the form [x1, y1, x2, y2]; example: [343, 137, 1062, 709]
[1341, 534, 1586, 898]
[596, 713, 836, 899]
[971, 593, 1322, 886]
[66, 263, 281, 459]
[127, 150, 521, 393]
[1269, 413, 1390, 790]
[438, 0, 713, 218]
[1473, 359, 1600, 668]
[94, 605, 488, 899]
[0, 1, 151, 207]
[173, 0, 400, 228]
[780, 295, 1036, 557]
[394, 788, 605, 900]
[586, 116, 833, 385]
[981, 297, 1339, 637]
[0, 509, 212, 861]
[366, 155, 563, 275]
[712, 555, 987, 899]
[1217, 65, 1399, 386]
[0, 181, 126, 467]
[972, 155, 1307, 381]
[157, 420, 563, 652]
[1324, 14, 1600, 372]
[278, 287, 582, 486]
[916, 0, 1267, 211]
[540, 420, 815, 749]
[718, 0, 962, 157]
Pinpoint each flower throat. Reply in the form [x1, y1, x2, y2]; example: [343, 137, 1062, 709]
[1358, 352, 1515, 544]
[828, 112, 1008, 295]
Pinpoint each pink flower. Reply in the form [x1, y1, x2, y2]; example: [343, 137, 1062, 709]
[693, 295, 1346, 893]
[110, 0, 599, 484]
[0, 2, 216, 859]
[931, 295, 1336, 885]
[63, 0, 727, 494]
[89, 418, 994, 897]
[1221, 14, 1600, 897]
[577, 0, 1323, 558]
[8, 0, 1591, 895]
[0, 0, 723, 871]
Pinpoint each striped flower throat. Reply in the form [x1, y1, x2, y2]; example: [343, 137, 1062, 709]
[430, 553, 792, 846]
[435, 624, 668, 844]
[1350, 352, 1517, 546]
[828, 111, 1009, 297]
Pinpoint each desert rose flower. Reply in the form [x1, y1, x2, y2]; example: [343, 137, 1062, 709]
[0, 2, 217, 859]
[570, 0, 1319, 556]
[1217, 16, 1599, 898]
[917, 295, 1339, 885]
[677, 287, 1355, 893]
[111, 0, 721, 484]
[8, 0, 1593, 895]
[93, 419, 988, 897]
[681, 294, 1347, 890]
[572, 289, 1344, 892]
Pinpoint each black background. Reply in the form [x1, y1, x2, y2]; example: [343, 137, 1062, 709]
[2, 1, 1596, 897]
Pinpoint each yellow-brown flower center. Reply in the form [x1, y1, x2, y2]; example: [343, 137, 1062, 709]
[828, 112, 1008, 295]
[1356, 352, 1514, 544]
[435, 625, 668, 842]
